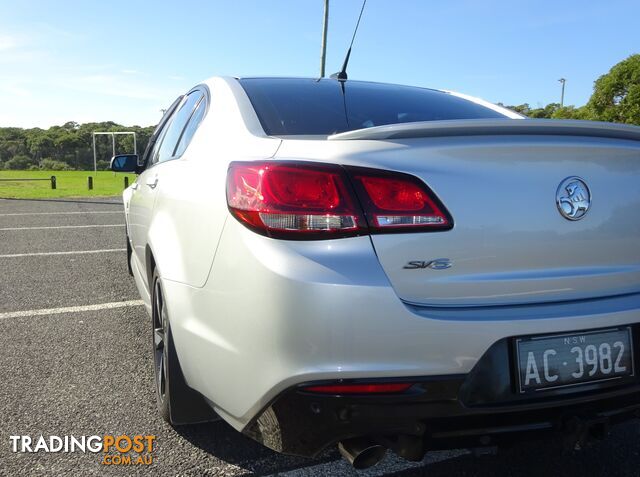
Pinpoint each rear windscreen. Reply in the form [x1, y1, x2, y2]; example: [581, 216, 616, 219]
[239, 78, 507, 136]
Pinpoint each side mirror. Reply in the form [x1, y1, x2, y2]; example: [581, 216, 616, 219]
[110, 154, 140, 173]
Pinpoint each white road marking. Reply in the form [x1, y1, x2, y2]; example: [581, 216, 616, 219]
[0, 211, 122, 216]
[0, 248, 126, 258]
[263, 450, 470, 477]
[0, 300, 145, 320]
[0, 224, 125, 231]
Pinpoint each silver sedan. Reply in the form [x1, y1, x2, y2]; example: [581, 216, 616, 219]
[111, 77, 640, 469]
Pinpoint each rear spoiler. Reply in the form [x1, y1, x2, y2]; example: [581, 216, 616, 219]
[328, 119, 640, 142]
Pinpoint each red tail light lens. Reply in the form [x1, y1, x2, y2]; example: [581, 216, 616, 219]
[359, 177, 427, 211]
[227, 161, 453, 239]
[264, 167, 341, 209]
[227, 162, 367, 239]
[302, 382, 413, 394]
[348, 167, 452, 232]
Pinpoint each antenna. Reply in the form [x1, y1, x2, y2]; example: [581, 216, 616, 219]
[331, 0, 367, 81]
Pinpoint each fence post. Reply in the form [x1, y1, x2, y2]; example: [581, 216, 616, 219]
[88, 176, 93, 190]
[51, 176, 56, 190]
[124, 176, 129, 189]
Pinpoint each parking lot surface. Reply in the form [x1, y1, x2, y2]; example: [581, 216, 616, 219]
[0, 197, 639, 476]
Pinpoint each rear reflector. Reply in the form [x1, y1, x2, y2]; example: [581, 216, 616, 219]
[227, 161, 453, 239]
[302, 382, 413, 394]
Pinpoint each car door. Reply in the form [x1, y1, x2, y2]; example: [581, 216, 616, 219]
[128, 97, 180, 278]
[129, 90, 204, 289]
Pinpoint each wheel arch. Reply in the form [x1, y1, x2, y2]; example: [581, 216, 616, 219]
[150, 267, 218, 425]
[145, 244, 156, 290]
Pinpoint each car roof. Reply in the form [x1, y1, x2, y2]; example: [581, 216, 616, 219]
[235, 76, 445, 93]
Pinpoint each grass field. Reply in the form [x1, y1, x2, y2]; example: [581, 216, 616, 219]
[0, 170, 136, 199]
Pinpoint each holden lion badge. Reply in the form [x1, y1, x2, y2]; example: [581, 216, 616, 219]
[556, 176, 591, 221]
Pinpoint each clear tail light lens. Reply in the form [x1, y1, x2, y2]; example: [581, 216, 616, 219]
[227, 161, 453, 239]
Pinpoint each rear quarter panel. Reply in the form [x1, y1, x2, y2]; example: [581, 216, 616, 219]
[147, 77, 281, 288]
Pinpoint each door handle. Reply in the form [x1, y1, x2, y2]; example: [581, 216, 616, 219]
[146, 177, 158, 189]
[130, 182, 139, 191]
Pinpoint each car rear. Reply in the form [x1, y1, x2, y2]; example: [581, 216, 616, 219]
[173, 77, 640, 466]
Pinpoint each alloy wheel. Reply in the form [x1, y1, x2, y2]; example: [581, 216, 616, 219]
[152, 279, 168, 402]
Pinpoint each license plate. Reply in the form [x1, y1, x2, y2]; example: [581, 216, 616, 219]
[516, 327, 634, 393]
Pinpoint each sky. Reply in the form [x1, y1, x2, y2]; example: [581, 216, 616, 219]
[0, 0, 638, 128]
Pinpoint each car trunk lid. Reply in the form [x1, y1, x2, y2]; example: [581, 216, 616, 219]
[276, 120, 640, 306]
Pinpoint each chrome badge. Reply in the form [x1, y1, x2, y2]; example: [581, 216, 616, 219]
[403, 259, 452, 270]
[556, 177, 591, 221]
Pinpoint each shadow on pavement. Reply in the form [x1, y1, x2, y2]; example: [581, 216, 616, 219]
[175, 420, 338, 475]
[176, 419, 640, 476]
[0, 197, 123, 205]
[390, 422, 640, 477]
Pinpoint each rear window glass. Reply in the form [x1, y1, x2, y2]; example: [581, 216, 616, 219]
[239, 78, 507, 136]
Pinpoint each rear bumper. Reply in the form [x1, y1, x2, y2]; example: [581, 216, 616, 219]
[244, 331, 640, 458]
[164, 218, 640, 432]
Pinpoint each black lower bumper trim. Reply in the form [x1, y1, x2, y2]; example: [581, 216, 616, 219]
[244, 378, 640, 457]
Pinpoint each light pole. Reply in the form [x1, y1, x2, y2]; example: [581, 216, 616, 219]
[558, 78, 566, 107]
[320, 0, 329, 77]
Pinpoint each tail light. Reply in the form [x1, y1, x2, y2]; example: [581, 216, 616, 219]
[226, 162, 367, 239]
[347, 167, 452, 232]
[227, 161, 452, 239]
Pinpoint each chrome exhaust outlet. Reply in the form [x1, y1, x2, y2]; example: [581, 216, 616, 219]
[338, 438, 387, 469]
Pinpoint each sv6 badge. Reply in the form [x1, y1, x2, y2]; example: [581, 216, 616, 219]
[403, 258, 452, 270]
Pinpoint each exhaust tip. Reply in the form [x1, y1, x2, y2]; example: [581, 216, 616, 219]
[338, 438, 387, 469]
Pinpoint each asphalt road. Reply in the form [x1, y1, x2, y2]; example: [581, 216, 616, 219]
[0, 197, 638, 476]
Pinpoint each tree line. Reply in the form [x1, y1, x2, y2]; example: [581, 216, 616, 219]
[0, 54, 638, 171]
[0, 122, 154, 171]
[504, 54, 639, 123]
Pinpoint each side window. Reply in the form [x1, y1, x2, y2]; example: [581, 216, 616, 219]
[149, 121, 171, 166]
[173, 96, 207, 157]
[144, 95, 183, 167]
[154, 91, 203, 164]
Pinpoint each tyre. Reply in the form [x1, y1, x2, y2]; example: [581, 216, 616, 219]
[151, 269, 218, 425]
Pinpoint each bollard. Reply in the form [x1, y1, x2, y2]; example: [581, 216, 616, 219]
[51, 176, 56, 190]
[88, 176, 93, 190]
[124, 176, 129, 189]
